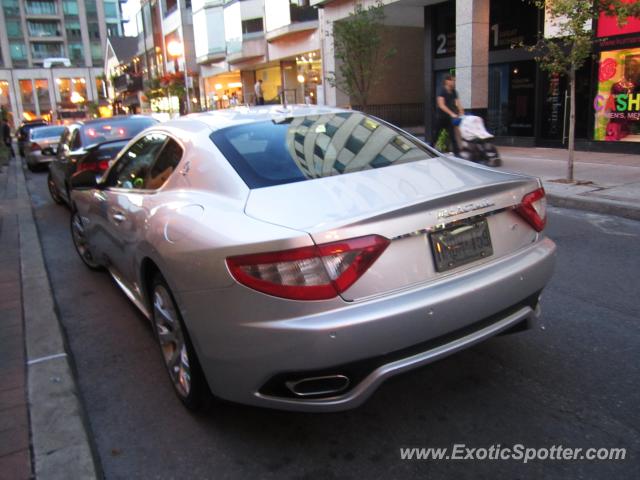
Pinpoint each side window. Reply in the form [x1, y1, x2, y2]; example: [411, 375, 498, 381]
[146, 139, 183, 190]
[57, 128, 70, 157]
[104, 133, 167, 190]
[70, 130, 82, 150]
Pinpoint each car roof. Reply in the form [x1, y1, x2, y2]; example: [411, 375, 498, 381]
[66, 115, 157, 129]
[165, 105, 352, 132]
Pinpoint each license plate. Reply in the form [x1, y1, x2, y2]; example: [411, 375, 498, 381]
[429, 218, 493, 272]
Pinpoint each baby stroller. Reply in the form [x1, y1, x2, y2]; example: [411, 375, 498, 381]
[456, 115, 502, 167]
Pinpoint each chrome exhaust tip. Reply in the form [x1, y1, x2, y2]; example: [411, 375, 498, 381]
[285, 375, 350, 398]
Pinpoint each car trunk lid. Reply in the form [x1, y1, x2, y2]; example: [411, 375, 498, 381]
[245, 157, 542, 301]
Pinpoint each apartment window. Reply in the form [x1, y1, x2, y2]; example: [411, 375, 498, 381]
[68, 43, 84, 65]
[10, 42, 27, 61]
[107, 22, 121, 37]
[103, 1, 118, 19]
[2, 0, 20, 17]
[27, 20, 61, 37]
[91, 44, 103, 62]
[88, 21, 101, 40]
[242, 18, 264, 35]
[31, 42, 65, 59]
[290, 0, 317, 23]
[164, 0, 177, 16]
[25, 1, 58, 15]
[6, 20, 22, 38]
[84, 0, 97, 16]
[62, 0, 78, 15]
[66, 21, 82, 40]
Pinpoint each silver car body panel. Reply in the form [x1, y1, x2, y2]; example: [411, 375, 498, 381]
[70, 106, 556, 411]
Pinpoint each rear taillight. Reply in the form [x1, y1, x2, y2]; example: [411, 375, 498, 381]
[30, 142, 41, 152]
[516, 187, 547, 232]
[77, 160, 110, 173]
[226, 235, 390, 300]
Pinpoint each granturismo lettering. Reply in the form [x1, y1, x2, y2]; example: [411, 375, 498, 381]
[593, 93, 640, 112]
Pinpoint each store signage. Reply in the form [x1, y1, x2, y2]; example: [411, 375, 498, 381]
[597, 0, 640, 38]
[593, 48, 640, 142]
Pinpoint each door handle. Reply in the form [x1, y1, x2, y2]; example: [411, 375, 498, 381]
[111, 212, 126, 224]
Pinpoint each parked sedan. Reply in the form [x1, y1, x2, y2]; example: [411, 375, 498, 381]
[25, 125, 66, 171]
[48, 115, 158, 205]
[69, 106, 556, 412]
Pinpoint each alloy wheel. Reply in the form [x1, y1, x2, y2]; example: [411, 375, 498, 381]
[70, 212, 100, 269]
[153, 285, 192, 398]
[47, 173, 63, 204]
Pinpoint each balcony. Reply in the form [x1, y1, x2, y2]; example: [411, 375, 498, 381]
[27, 21, 63, 39]
[226, 35, 267, 65]
[30, 43, 65, 61]
[265, 5, 318, 42]
[25, 1, 59, 16]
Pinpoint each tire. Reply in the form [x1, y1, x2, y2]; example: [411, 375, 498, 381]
[150, 273, 212, 411]
[47, 172, 64, 205]
[70, 211, 102, 270]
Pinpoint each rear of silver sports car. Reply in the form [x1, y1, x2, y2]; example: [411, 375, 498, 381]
[179, 150, 556, 411]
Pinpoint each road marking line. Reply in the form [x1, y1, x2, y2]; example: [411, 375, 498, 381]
[27, 352, 68, 366]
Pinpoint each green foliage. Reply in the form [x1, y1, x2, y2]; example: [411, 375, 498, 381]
[327, 2, 396, 109]
[435, 128, 450, 152]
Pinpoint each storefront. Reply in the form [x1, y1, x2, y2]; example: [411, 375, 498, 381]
[425, 0, 640, 153]
[202, 71, 244, 109]
[592, 8, 640, 146]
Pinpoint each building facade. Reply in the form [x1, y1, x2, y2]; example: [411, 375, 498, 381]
[0, 0, 128, 125]
[317, 0, 640, 153]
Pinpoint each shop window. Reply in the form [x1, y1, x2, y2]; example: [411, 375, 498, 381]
[487, 61, 536, 138]
[19, 79, 35, 109]
[593, 48, 640, 142]
[0, 81, 13, 120]
[35, 79, 51, 114]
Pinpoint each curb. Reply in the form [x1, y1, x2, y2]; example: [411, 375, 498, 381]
[15, 159, 99, 479]
[545, 191, 640, 222]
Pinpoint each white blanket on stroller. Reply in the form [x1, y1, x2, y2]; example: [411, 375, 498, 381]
[458, 115, 494, 141]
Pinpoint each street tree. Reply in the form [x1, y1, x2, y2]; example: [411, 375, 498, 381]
[327, 2, 396, 112]
[529, 0, 640, 181]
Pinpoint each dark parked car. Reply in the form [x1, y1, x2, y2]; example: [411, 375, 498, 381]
[48, 115, 158, 205]
[17, 119, 48, 157]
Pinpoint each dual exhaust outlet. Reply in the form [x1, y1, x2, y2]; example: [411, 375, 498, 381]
[285, 374, 350, 398]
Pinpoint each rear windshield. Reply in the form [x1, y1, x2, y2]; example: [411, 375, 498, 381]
[210, 112, 436, 188]
[81, 117, 157, 147]
[30, 126, 65, 139]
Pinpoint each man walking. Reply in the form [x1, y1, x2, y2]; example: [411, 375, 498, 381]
[2, 118, 14, 159]
[436, 74, 464, 156]
[254, 79, 265, 105]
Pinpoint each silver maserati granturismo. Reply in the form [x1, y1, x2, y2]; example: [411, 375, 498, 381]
[69, 106, 556, 412]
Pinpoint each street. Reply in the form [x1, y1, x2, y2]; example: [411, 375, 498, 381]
[24, 167, 640, 479]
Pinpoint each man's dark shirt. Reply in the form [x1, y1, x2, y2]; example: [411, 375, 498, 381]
[2, 123, 11, 145]
[437, 87, 460, 119]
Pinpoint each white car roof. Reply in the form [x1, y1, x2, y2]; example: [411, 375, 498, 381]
[161, 105, 352, 132]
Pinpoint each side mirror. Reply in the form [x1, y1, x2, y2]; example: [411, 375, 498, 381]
[70, 170, 99, 190]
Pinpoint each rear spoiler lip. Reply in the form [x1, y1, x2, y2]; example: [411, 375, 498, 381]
[85, 138, 133, 151]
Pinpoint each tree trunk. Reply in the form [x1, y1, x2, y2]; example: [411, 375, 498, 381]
[567, 67, 576, 181]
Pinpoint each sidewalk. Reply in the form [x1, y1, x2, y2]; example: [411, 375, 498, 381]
[496, 146, 640, 221]
[0, 149, 98, 480]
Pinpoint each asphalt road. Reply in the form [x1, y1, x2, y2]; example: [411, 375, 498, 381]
[25, 166, 640, 479]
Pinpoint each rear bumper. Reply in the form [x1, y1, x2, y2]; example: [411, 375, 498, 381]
[182, 237, 556, 412]
[25, 152, 55, 166]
